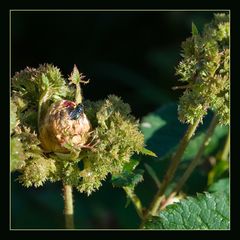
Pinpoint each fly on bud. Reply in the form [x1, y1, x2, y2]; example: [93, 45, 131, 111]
[68, 103, 84, 120]
[39, 100, 92, 153]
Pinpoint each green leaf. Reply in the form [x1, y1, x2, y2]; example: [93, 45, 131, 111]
[208, 178, 229, 193]
[123, 157, 140, 172]
[111, 169, 144, 188]
[140, 147, 157, 157]
[140, 103, 228, 194]
[141, 103, 186, 158]
[141, 103, 227, 160]
[144, 192, 229, 229]
[183, 124, 228, 162]
[192, 22, 199, 36]
[208, 160, 229, 185]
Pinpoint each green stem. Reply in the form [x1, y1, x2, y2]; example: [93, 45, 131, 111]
[144, 163, 161, 189]
[160, 114, 218, 210]
[140, 117, 201, 227]
[63, 184, 74, 229]
[123, 187, 144, 220]
[38, 90, 49, 131]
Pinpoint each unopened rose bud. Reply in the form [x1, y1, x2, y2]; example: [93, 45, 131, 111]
[39, 100, 91, 153]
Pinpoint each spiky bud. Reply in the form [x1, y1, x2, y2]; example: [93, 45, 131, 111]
[176, 13, 229, 125]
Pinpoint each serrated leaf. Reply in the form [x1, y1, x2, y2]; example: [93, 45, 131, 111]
[140, 147, 157, 157]
[144, 192, 229, 229]
[208, 178, 229, 193]
[111, 169, 144, 188]
[192, 22, 199, 36]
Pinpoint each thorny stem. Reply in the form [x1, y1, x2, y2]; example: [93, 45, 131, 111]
[123, 187, 144, 220]
[160, 114, 219, 210]
[63, 184, 74, 229]
[140, 117, 201, 228]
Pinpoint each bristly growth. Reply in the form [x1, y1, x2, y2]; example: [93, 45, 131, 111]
[11, 64, 75, 132]
[11, 64, 145, 195]
[78, 96, 144, 195]
[176, 13, 229, 125]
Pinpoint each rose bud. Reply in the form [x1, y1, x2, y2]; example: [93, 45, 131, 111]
[39, 100, 92, 153]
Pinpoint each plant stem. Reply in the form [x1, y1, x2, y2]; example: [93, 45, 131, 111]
[63, 184, 74, 229]
[143, 117, 201, 220]
[160, 114, 218, 210]
[38, 90, 49, 131]
[144, 163, 161, 189]
[123, 187, 144, 220]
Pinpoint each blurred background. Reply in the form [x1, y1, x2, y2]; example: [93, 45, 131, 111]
[11, 10, 221, 229]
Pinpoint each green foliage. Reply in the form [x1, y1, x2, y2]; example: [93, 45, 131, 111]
[10, 137, 25, 172]
[77, 95, 144, 195]
[176, 13, 229, 125]
[144, 163, 161, 189]
[141, 103, 228, 194]
[13, 127, 56, 186]
[111, 169, 144, 188]
[11, 64, 74, 131]
[141, 103, 185, 158]
[10, 99, 18, 134]
[11, 99, 26, 171]
[18, 156, 56, 188]
[140, 147, 158, 157]
[11, 65, 144, 195]
[191, 22, 199, 36]
[208, 178, 229, 193]
[208, 160, 229, 186]
[141, 103, 228, 160]
[11, 14, 230, 229]
[143, 191, 229, 229]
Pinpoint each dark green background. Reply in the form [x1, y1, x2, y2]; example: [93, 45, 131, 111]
[11, 11, 221, 229]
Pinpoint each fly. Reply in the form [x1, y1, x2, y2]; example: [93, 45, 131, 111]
[68, 103, 84, 120]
